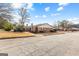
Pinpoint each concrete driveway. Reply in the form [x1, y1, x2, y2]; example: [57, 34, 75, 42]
[0, 32, 79, 56]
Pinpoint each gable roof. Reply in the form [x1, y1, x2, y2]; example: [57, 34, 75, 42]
[36, 23, 53, 28]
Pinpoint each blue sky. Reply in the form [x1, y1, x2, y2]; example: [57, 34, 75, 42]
[12, 3, 79, 25]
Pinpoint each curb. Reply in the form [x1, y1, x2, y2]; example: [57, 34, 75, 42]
[0, 35, 35, 40]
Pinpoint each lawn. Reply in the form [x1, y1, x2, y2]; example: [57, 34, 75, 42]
[0, 32, 34, 39]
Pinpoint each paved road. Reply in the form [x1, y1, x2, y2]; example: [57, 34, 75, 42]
[0, 32, 79, 56]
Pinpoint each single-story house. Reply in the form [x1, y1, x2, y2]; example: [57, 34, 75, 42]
[70, 24, 79, 31]
[28, 23, 55, 33]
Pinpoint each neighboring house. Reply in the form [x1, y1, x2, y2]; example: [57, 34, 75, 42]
[70, 24, 79, 31]
[28, 23, 54, 33]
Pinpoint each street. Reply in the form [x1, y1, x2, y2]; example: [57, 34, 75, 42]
[0, 32, 79, 56]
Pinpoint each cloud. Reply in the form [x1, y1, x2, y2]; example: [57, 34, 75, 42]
[51, 13, 60, 16]
[57, 6, 64, 11]
[35, 15, 39, 18]
[67, 17, 79, 24]
[12, 3, 35, 11]
[27, 3, 33, 9]
[35, 15, 47, 18]
[42, 15, 47, 18]
[27, 3, 35, 11]
[57, 3, 69, 11]
[31, 8, 35, 11]
[58, 3, 69, 6]
[45, 7, 50, 12]
[12, 3, 22, 8]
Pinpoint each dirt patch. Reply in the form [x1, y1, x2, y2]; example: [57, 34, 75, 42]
[0, 32, 34, 39]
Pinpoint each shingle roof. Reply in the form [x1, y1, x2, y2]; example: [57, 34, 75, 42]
[36, 23, 53, 28]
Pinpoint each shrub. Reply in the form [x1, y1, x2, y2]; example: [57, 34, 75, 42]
[50, 29, 57, 32]
[14, 25, 25, 32]
[3, 21, 13, 31]
[39, 31, 44, 33]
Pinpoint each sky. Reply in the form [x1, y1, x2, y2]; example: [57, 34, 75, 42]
[12, 3, 79, 25]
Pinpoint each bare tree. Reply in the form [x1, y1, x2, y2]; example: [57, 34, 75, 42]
[0, 3, 14, 29]
[58, 20, 73, 31]
[18, 7, 30, 26]
[0, 3, 13, 21]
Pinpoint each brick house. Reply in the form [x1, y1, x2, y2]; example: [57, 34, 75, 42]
[28, 23, 54, 33]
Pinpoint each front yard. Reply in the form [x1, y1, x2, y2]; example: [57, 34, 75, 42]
[0, 29, 65, 39]
[0, 32, 34, 39]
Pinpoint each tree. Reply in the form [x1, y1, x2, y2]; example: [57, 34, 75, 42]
[18, 7, 30, 27]
[0, 3, 13, 21]
[14, 5, 30, 32]
[58, 20, 73, 31]
[0, 3, 13, 29]
[3, 21, 13, 31]
[0, 16, 7, 29]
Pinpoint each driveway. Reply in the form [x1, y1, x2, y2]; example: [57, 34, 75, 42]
[0, 32, 79, 56]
